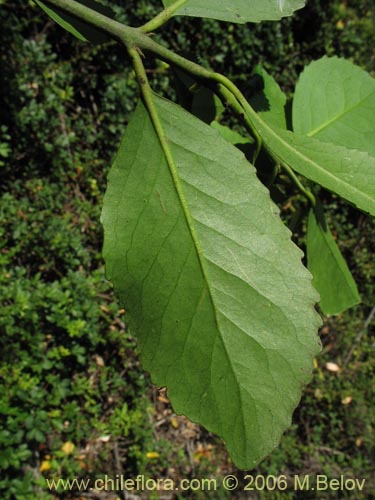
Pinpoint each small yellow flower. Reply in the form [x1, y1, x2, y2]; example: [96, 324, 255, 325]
[40, 460, 51, 472]
[61, 441, 75, 455]
[170, 416, 179, 429]
[342, 396, 353, 405]
[336, 19, 345, 30]
[146, 451, 159, 459]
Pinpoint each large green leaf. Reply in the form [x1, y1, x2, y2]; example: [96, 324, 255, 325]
[102, 94, 321, 468]
[293, 57, 375, 155]
[162, 0, 306, 23]
[307, 207, 360, 315]
[34, 0, 113, 43]
[247, 111, 375, 216]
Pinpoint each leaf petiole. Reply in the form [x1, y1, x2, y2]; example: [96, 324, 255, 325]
[281, 163, 316, 207]
[216, 83, 262, 163]
[140, 0, 189, 32]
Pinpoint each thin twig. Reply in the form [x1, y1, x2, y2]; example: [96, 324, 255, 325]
[113, 441, 126, 500]
[316, 446, 347, 457]
[140, 0, 188, 32]
[343, 305, 375, 367]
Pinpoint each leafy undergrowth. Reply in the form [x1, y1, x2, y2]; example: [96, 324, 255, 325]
[0, 0, 374, 499]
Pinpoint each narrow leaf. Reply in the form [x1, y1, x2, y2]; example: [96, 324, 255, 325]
[162, 0, 306, 23]
[249, 113, 375, 216]
[102, 95, 321, 468]
[293, 57, 375, 155]
[250, 65, 287, 129]
[307, 207, 360, 315]
[34, 0, 113, 44]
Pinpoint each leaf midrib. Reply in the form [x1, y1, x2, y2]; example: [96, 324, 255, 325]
[306, 92, 373, 138]
[153, 97, 249, 443]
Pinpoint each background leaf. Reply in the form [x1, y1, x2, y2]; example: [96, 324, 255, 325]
[293, 56, 375, 155]
[102, 95, 321, 468]
[162, 0, 306, 23]
[249, 114, 375, 216]
[307, 206, 360, 315]
[34, 0, 114, 44]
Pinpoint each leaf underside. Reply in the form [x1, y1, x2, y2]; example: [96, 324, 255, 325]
[102, 95, 321, 468]
[293, 56, 375, 156]
[162, 0, 306, 23]
[210, 121, 254, 146]
[307, 208, 360, 316]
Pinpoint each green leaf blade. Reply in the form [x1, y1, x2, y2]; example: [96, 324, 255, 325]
[293, 56, 375, 155]
[210, 121, 253, 145]
[307, 208, 360, 315]
[278, 130, 375, 216]
[248, 110, 375, 216]
[250, 65, 287, 129]
[162, 0, 306, 23]
[34, 0, 113, 43]
[102, 96, 321, 468]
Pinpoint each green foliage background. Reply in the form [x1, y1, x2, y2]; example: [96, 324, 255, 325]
[0, 0, 374, 498]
